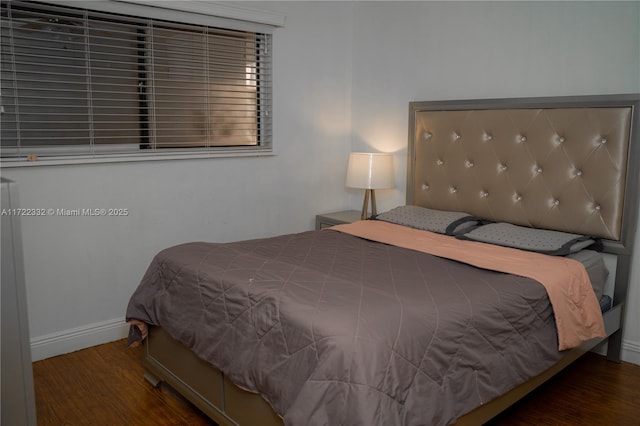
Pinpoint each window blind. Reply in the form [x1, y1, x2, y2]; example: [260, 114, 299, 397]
[0, 0, 272, 159]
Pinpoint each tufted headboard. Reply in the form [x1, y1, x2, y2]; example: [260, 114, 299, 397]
[407, 94, 639, 253]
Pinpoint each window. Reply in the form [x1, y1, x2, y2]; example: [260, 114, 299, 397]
[0, 1, 273, 162]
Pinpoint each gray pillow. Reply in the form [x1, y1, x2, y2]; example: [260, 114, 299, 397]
[456, 222, 595, 255]
[375, 205, 479, 235]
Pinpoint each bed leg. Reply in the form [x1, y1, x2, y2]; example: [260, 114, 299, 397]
[144, 370, 162, 388]
[606, 329, 623, 363]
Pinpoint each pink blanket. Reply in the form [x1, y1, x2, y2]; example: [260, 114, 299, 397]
[332, 220, 605, 350]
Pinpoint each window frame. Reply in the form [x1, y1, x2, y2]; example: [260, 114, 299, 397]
[0, 0, 282, 167]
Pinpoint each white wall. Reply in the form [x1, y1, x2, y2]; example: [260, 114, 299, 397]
[2, 1, 639, 364]
[0, 1, 354, 360]
[349, 1, 640, 364]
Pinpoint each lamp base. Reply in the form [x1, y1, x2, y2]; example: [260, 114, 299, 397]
[360, 189, 377, 220]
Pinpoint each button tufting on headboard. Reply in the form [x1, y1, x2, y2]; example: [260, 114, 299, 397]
[408, 101, 635, 241]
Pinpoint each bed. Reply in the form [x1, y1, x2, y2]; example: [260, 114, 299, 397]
[126, 94, 639, 426]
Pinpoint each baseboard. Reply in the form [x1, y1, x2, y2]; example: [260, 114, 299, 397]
[30, 318, 129, 362]
[622, 339, 640, 366]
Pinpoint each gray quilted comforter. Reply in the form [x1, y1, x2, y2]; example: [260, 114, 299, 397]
[126, 228, 563, 425]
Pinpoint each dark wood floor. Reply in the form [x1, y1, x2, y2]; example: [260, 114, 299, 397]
[33, 339, 640, 425]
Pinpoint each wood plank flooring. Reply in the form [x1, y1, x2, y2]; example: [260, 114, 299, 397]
[33, 339, 640, 425]
[33, 339, 214, 426]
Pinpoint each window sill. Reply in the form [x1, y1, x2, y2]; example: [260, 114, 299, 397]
[0, 148, 275, 168]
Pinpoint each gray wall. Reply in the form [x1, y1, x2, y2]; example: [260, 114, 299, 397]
[2, 1, 639, 364]
[2, 1, 355, 360]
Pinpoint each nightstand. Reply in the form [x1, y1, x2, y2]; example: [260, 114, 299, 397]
[315, 210, 362, 230]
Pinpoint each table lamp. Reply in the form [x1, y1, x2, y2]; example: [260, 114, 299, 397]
[346, 152, 395, 220]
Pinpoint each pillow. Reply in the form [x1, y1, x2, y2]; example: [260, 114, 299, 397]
[374, 205, 479, 235]
[456, 222, 596, 255]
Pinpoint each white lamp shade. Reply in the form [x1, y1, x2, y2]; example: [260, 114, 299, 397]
[345, 152, 395, 189]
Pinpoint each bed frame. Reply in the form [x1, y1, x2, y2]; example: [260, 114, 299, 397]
[142, 94, 639, 426]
